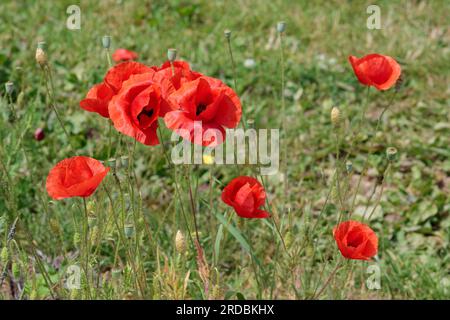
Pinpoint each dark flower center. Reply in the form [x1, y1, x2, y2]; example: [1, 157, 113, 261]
[196, 103, 207, 116]
[138, 108, 154, 121]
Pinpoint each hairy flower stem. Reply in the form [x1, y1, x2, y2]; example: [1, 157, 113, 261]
[225, 34, 247, 130]
[313, 260, 342, 299]
[81, 198, 92, 299]
[40, 65, 74, 150]
[278, 30, 289, 209]
[365, 163, 391, 222]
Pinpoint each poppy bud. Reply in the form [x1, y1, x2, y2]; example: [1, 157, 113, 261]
[277, 21, 286, 33]
[331, 106, 341, 127]
[35, 42, 47, 66]
[1, 247, 9, 265]
[102, 35, 111, 49]
[224, 29, 231, 39]
[5, 81, 14, 96]
[346, 160, 353, 173]
[386, 147, 397, 162]
[175, 230, 186, 254]
[167, 48, 177, 62]
[124, 224, 134, 239]
[34, 128, 45, 141]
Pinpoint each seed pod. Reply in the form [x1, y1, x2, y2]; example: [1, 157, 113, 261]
[345, 161, 353, 173]
[224, 29, 231, 39]
[102, 35, 111, 49]
[386, 147, 398, 162]
[331, 106, 341, 127]
[5, 81, 14, 95]
[175, 230, 186, 254]
[120, 155, 129, 168]
[112, 268, 122, 280]
[107, 158, 117, 170]
[167, 48, 177, 62]
[277, 21, 286, 33]
[124, 224, 134, 239]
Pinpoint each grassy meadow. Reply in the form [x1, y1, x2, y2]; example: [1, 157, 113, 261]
[0, 0, 449, 299]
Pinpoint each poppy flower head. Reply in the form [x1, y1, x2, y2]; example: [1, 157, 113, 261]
[155, 60, 202, 90]
[79, 82, 115, 118]
[112, 48, 138, 62]
[333, 220, 378, 260]
[349, 54, 401, 91]
[108, 72, 164, 146]
[104, 61, 154, 93]
[221, 176, 269, 219]
[164, 76, 242, 147]
[46, 156, 109, 200]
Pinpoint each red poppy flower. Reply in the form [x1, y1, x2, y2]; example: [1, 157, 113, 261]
[108, 72, 169, 145]
[112, 48, 138, 62]
[46, 156, 109, 200]
[221, 176, 269, 219]
[80, 62, 153, 118]
[164, 76, 241, 147]
[79, 83, 115, 118]
[154, 60, 202, 90]
[349, 54, 401, 90]
[333, 220, 378, 260]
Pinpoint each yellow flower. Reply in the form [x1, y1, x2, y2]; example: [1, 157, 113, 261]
[203, 154, 214, 165]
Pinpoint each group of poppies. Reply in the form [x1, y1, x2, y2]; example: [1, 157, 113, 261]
[45, 47, 401, 262]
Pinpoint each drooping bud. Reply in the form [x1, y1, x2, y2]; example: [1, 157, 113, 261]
[224, 29, 231, 39]
[35, 42, 47, 66]
[277, 21, 286, 33]
[175, 230, 186, 254]
[5, 81, 14, 95]
[386, 147, 398, 162]
[167, 48, 177, 62]
[102, 35, 111, 49]
[34, 128, 45, 141]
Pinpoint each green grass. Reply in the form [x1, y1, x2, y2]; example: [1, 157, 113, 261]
[0, 0, 449, 299]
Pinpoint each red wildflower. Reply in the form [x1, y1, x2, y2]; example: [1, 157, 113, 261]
[79, 83, 114, 118]
[154, 60, 202, 90]
[333, 220, 378, 260]
[164, 76, 241, 147]
[46, 156, 109, 200]
[108, 72, 172, 145]
[221, 176, 269, 219]
[112, 48, 138, 62]
[349, 54, 401, 90]
[80, 62, 153, 118]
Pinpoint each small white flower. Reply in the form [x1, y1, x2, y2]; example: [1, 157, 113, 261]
[243, 58, 256, 69]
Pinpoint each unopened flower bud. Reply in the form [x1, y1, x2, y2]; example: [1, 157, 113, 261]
[102, 35, 111, 49]
[386, 147, 398, 162]
[5, 81, 14, 95]
[175, 230, 186, 254]
[331, 106, 341, 127]
[167, 48, 177, 62]
[224, 29, 231, 39]
[34, 128, 45, 141]
[277, 21, 286, 33]
[35, 42, 47, 66]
